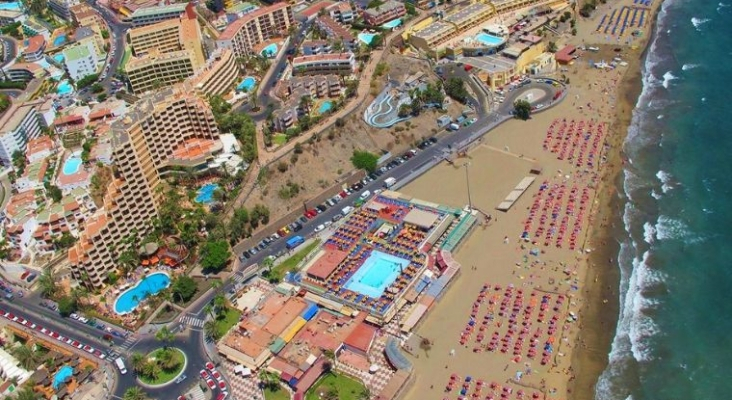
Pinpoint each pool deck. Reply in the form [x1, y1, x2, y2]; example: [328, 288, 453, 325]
[253, 38, 282, 57]
[56, 156, 91, 190]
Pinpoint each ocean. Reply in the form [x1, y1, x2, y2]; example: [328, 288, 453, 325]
[595, 0, 732, 399]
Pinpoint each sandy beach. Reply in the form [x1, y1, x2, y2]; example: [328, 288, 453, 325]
[397, 3, 662, 399]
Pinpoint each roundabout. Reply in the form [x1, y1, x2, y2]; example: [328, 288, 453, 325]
[136, 347, 188, 388]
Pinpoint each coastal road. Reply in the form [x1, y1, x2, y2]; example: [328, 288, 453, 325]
[185, 78, 562, 323]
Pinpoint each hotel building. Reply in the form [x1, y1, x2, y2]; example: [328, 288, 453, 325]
[292, 53, 357, 76]
[187, 48, 239, 98]
[0, 100, 46, 166]
[314, 16, 356, 51]
[408, 0, 567, 55]
[63, 43, 99, 81]
[215, 2, 295, 59]
[126, 4, 205, 94]
[130, 3, 188, 27]
[22, 35, 45, 62]
[69, 86, 221, 288]
[48, 0, 79, 21]
[361, 0, 405, 26]
[287, 75, 342, 98]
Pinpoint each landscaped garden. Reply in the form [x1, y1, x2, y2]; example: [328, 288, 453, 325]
[134, 347, 185, 385]
[305, 372, 369, 400]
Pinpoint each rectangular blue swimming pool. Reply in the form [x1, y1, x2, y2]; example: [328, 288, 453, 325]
[345, 251, 410, 298]
[475, 32, 504, 47]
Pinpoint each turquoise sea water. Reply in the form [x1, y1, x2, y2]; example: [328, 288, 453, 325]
[596, 1, 732, 399]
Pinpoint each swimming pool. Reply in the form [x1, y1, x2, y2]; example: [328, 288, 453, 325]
[237, 76, 256, 92]
[358, 32, 377, 45]
[474, 32, 505, 47]
[62, 154, 82, 175]
[345, 251, 409, 298]
[53, 365, 73, 389]
[0, 2, 20, 11]
[261, 43, 278, 57]
[381, 18, 402, 29]
[114, 272, 171, 315]
[195, 183, 219, 204]
[318, 101, 333, 115]
[53, 54, 64, 63]
[53, 34, 67, 47]
[57, 80, 73, 96]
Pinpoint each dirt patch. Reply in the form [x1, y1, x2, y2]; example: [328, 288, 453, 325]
[245, 52, 468, 219]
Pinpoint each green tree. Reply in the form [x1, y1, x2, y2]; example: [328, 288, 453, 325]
[444, 77, 469, 103]
[203, 319, 220, 341]
[0, 93, 10, 113]
[76, 74, 99, 88]
[45, 183, 63, 203]
[142, 361, 161, 381]
[91, 83, 104, 93]
[130, 352, 147, 373]
[38, 268, 58, 298]
[513, 99, 532, 121]
[405, 2, 416, 15]
[52, 232, 75, 249]
[15, 387, 40, 400]
[57, 295, 78, 317]
[11, 150, 25, 175]
[398, 104, 411, 118]
[547, 41, 558, 53]
[10, 345, 39, 370]
[258, 370, 280, 391]
[171, 275, 197, 303]
[0, 239, 8, 259]
[350, 150, 379, 173]
[155, 326, 175, 348]
[199, 240, 230, 272]
[123, 387, 149, 400]
[101, 29, 109, 39]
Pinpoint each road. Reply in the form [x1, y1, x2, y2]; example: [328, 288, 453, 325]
[82, 0, 129, 93]
[235, 22, 310, 122]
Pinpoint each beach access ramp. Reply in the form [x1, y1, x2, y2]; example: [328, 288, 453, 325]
[496, 177, 536, 211]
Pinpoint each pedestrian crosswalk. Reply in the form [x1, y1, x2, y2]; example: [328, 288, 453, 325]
[180, 315, 205, 328]
[119, 335, 138, 351]
[184, 385, 206, 400]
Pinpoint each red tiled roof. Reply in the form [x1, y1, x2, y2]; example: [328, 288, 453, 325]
[555, 45, 577, 63]
[300, 1, 333, 17]
[24, 35, 45, 54]
[306, 248, 348, 280]
[343, 322, 377, 353]
[89, 108, 113, 121]
[54, 114, 84, 126]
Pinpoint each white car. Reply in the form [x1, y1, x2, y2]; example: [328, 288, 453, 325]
[70, 313, 79, 320]
[314, 224, 325, 233]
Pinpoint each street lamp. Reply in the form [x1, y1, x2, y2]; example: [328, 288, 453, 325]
[463, 162, 473, 211]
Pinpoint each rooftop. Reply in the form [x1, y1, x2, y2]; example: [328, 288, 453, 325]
[299, 1, 334, 18]
[306, 248, 349, 280]
[24, 35, 45, 55]
[131, 3, 187, 18]
[316, 16, 354, 41]
[63, 44, 92, 62]
[363, 0, 403, 17]
[293, 52, 354, 64]
[343, 321, 377, 353]
[218, 2, 290, 41]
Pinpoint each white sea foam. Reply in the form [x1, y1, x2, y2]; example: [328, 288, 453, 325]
[651, 189, 662, 199]
[628, 251, 662, 362]
[681, 63, 700, 70]
[720, 2, 730, 6]
[643, 222, 656, 244]
[656, 170, 675, 193]
[691, 17, 711, 30]
[661, 71, 677, 89]
[657, 114, 664, 119]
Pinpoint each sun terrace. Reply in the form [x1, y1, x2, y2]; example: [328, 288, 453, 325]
[301, 192, 461, 324]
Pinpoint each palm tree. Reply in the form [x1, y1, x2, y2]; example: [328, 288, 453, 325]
[130, 352, 147, 373]
[123, 386, 149, 400]
[16, 387, 40, 400]
[323, 388, 339, 400]
[261, 256, 274, 274]
[203, 304, 216, 320]
[203, 320, 220, 341]
[258, 370, 280, 391]
[213, 294, 226, 316]
[117, 250, 139, 276]
[358, 388, 372, 400]
[142, 362, 161, 380]
[38, 268, 58, 298]
[155, 326, 175, 348]
[211, 279, 223, 292]
[299, 95, 312, 115]
[11, 345, 39, 370]
[156, 348, 178, 370]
